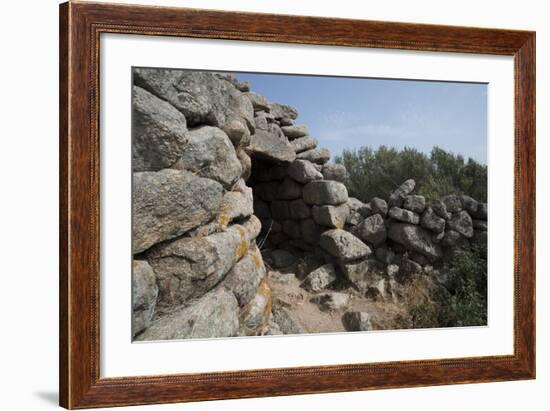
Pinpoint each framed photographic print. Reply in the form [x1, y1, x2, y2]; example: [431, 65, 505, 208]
[59, 1, 535, 409]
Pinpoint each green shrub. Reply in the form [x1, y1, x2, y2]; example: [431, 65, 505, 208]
[334, 146, 487, 202]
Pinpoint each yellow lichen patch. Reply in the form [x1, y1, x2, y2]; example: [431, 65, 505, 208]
[250, 248, 262, 269]
[257, 279, 273, 318]
[217, 209, 230, 228]
[132, 260, 140, 269]
[335, 222, 344, 229]
[234, 225, 248, 259]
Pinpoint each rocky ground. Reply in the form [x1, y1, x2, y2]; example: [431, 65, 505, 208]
[130, 68, 488, 341]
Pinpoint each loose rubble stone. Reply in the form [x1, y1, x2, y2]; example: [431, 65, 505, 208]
[312, 204, 350, 228]
[461, 195, 479, 215]
[136, 288, 239, 341]
[243, 92, 270, 112]
[356, 214, 387, 246]
[301, 264, 337, 292]
[319, 229, 371, 261]
[388, 207, 420, 224]
[342, 311, 372, 331]
[403, 195, 426, 213]
[132, 260, 158, 336]
[431, 199, 452, 220]
[133, 169, 223, 254]
[311, 292, 350, 311]
[271, 306, 305, 335]
[303, 181, 348, 205]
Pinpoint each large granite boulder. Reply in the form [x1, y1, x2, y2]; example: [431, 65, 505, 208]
[132, 260, 158, 336]
[420, 207, 446, 233]
[172, 126, 242, 189]
[135, 288, 239, 341]
[312, 204, 349, 228]
[296, 147, 331, 164]
[132, 86, 188, 172]
[287, 160, 323, 184]
[388, 206, 420, 224]
[356, 214, 387, 246]
[281, 125, 309, 139]
[321, 163, 347, 182]
[146, 224, 250, 306]
[387, 223, 443, 262]
[133, 169, 223, 254]
[319, 229, 371, 261]
[219, 179, 254, 226]
[290, 136, 318, 153]
[303, 181, 348, 205]
[403, 195, 426, 213]
[221, 247, 266, 307]
[246, 129, 296, 163]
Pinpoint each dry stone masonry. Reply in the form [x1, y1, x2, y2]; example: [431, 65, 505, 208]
[131, 69, 488, 340]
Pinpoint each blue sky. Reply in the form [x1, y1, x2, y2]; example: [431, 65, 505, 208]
[231, 72, 487, 164]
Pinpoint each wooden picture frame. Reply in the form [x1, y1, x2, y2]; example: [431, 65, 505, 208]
[59, 1, 535, 408]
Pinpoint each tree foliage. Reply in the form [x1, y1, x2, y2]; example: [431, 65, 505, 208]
[334, 146, 487, 202]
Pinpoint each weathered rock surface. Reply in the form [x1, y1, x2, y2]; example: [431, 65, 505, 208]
[431, 199, 452, 220]
[290, 136, 318, 153]
[132, 86, 188, 172]
[441, 195, 462, 213]
[388, 179, 416, 207]
[448, 210, 474, 238]
[287, 160, 323, 183]
[222, 247, 266, 307]
[243, 92, 270, 112]
[420, 207, 446, 233]
[312, 204, 349, 228]
[132, 260, 158, 336]
[321, 163, 347, 182]
[301, 264, 337, 292]
[271, 306, 305, 334]
[247, 129, 296, 163]
[370, 197, 388, 217]
[303, 181, 348, 205]
[388, 207, 420, 224]
[172, 126, 242, 189]
[268, 102, 298, 120]
[136, 288, 239, 341]
[281, 125, 309, 139]
[219, 179, 254, 225]
[403, 195, 426, 213]
[296, 148, 331, 164]
[311, 292, 350, 311]
[356, 214, 387, 246]
[133, 169, 223, 254]
[388, 223, 443, 261]
[146, 224, 250, 306]
[319, 229, 371, 261]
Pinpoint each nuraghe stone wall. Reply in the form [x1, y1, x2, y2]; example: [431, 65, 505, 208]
[131, 68, 488, 340]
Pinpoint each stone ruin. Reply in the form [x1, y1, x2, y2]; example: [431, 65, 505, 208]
[131, 68, 488, 340]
